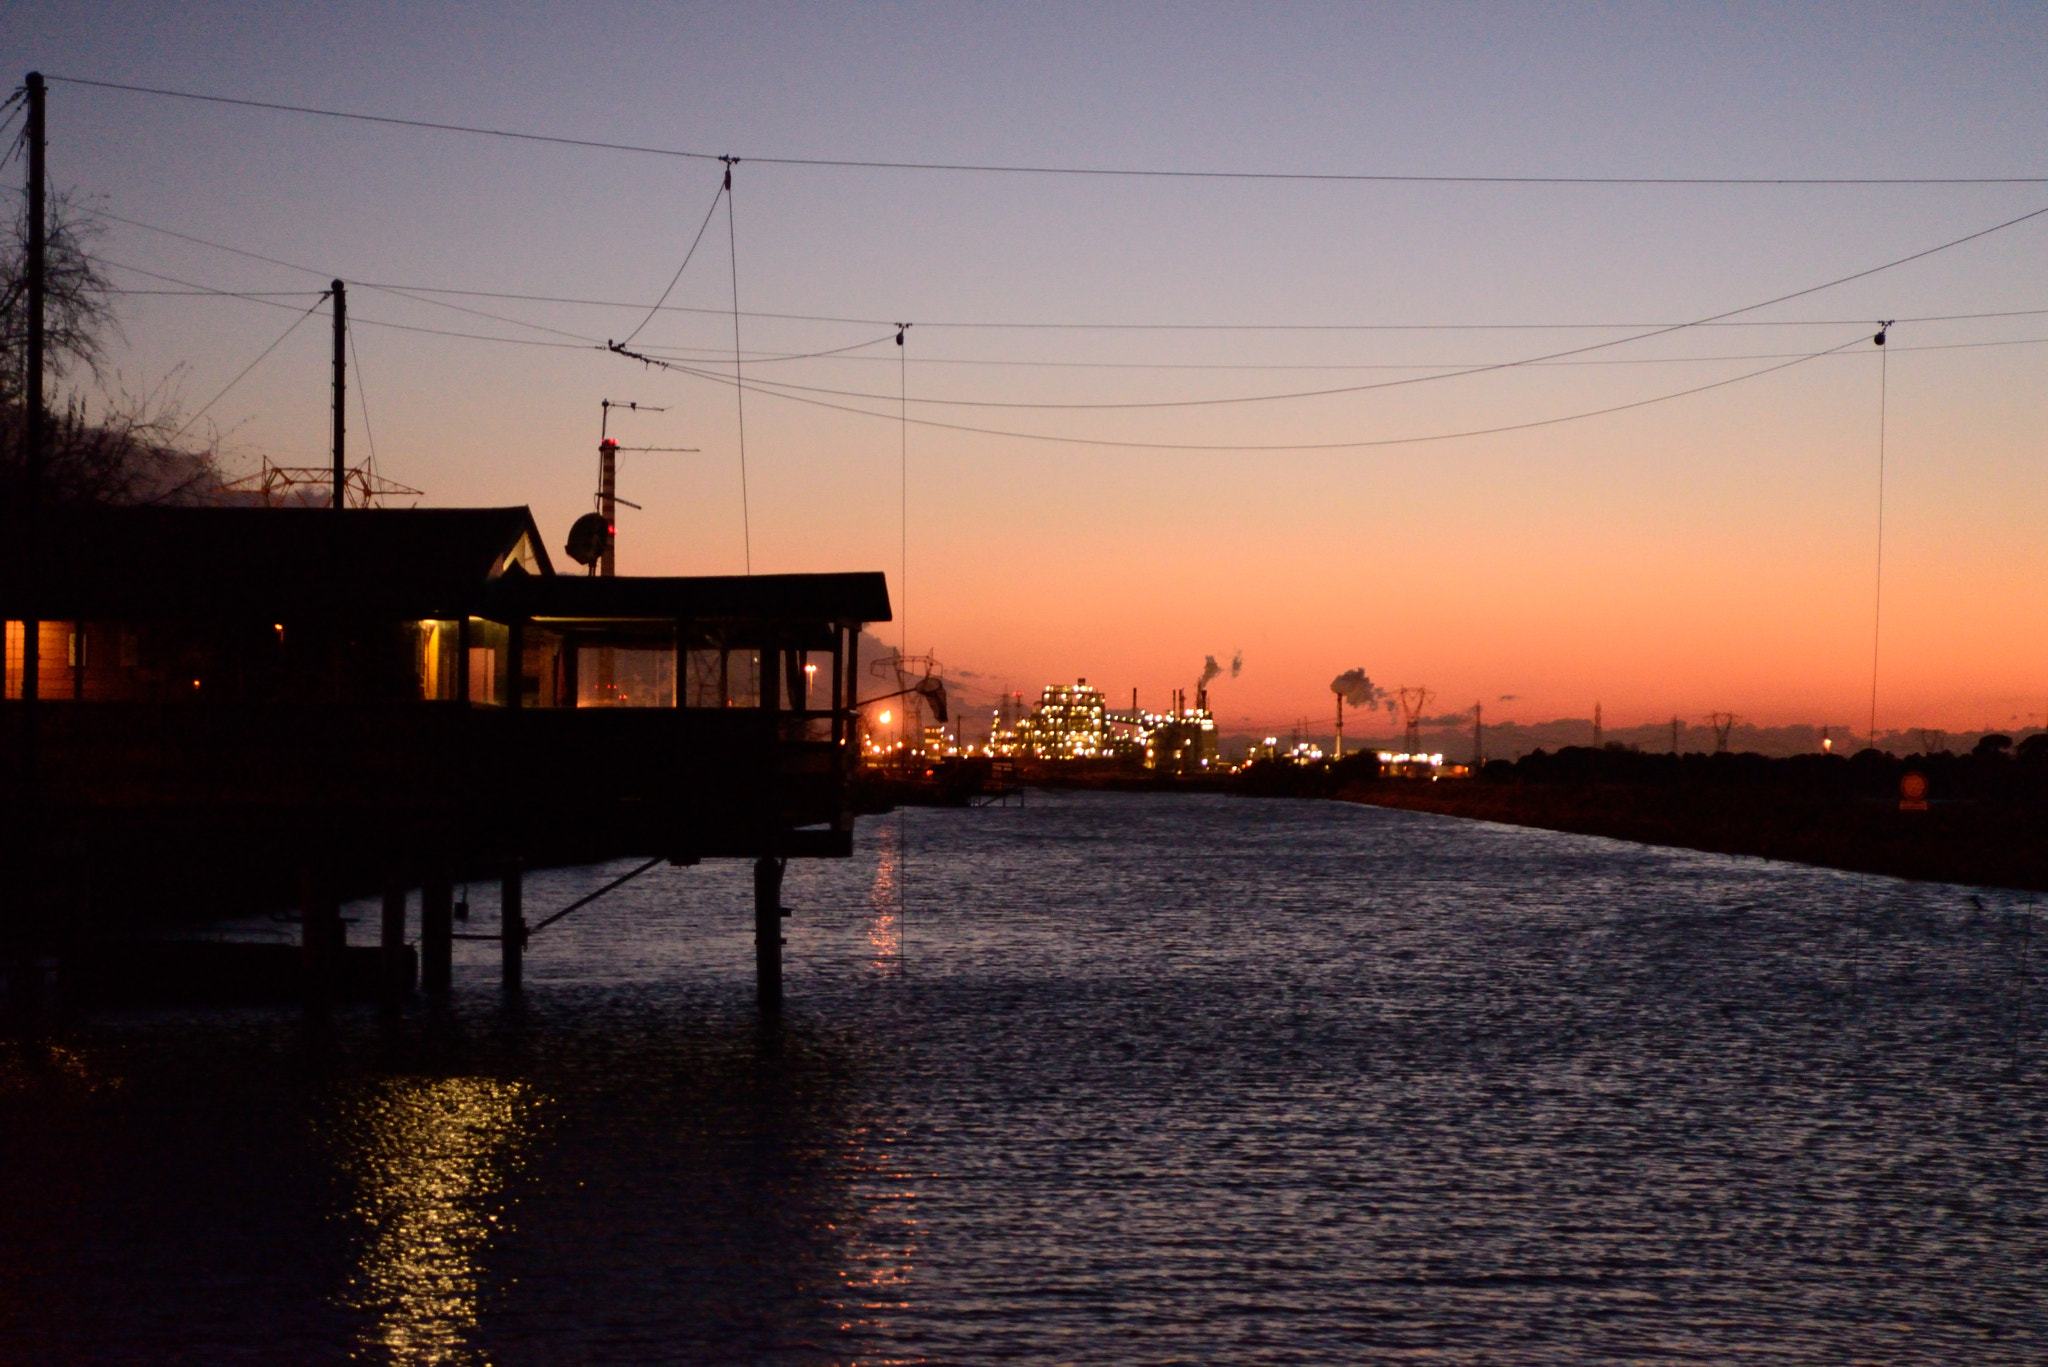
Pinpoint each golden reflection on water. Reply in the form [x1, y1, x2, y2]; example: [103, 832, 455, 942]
[0, 1039, 122, 1095]
[868, 825, 904, 971]
[832, 1122, 921, 1345]
[331, 1076, 534, 1366]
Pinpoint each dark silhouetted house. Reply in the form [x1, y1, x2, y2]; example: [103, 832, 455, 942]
[1, 505, 888, 958]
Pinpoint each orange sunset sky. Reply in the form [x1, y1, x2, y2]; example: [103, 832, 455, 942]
[16, 3, 2048, 736]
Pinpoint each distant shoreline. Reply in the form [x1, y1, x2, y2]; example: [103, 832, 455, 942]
[1335, 777, 2048, 893]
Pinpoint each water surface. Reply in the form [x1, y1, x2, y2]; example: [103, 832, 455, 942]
[2, 791, 2042, 1363]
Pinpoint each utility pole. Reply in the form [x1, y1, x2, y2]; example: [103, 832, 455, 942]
[1473, 702, 1485, 766]
[22, 72, 46, 704]
[12, 72, 46, 975]
[330, 280, 346, 510]
[1593, 701, 1603, 749]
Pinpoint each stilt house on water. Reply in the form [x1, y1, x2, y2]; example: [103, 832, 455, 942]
[1, 504, 889, 1008]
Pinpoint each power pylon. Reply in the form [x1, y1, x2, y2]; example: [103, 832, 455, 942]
[1396, 686, 1435, 755]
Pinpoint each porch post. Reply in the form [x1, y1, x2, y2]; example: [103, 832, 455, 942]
[380, 879, 410, 997]
[754, 855, 784, 1016]
[500, 861, 523, 990]
[301, 869, 343, 1000]
[420, 878, 453, 994]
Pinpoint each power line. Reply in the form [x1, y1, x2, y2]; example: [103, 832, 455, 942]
[618, 172, 726, 346]
[49, 75, 2048, 186]
[618, 197, 2048, 422]
[172, 295, 328, 439]
[628, 333, 2048, 371]
[346, 317, 380, 481]
[95, 271, 2048, 368]
[106, 287, 325, 299]
[91, 215, 608, 343]
[612, 333, 1870, 451]
[725, 158, 750, 574]
[98, 258, 601, 350]
[1869, 324, 1893, 750]
[617, 198, 2048, 415]
[96, 208, 2048, 334]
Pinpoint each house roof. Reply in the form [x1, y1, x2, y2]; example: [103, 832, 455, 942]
[497, 571, 892, 626]
[3, 506, 548, 620]
[0, 505, 891, 628]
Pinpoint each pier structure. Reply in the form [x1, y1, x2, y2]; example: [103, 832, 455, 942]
[0, 504, 888, 1013]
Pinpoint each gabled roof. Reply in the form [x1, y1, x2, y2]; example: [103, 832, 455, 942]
[1, 506, 549, 620]
[498, 571, 892, 626]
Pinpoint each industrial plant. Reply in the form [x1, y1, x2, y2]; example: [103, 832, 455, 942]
[876, 677, 1221, 775]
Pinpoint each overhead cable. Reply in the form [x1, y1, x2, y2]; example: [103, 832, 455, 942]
[172, 295, 327, 439]
[627, 200, 2048, 413]
[618, 172, 727, 346]
[610, 335, 1871, 452]
[627, 334, 2048, 371]
[97, 209, 2048, 334]
[724, 156, 751, 574]
[49, 75, 2048, 186]
[99, 258, 598, 350]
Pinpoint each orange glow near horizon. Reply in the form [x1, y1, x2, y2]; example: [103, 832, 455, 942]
[49, 12, 2048, 737]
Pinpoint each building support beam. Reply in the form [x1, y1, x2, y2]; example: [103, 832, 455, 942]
[380, 880, 409, 998]
[301, 871, 343, 1001]
[754, 855, 784, 1016]
[500, 863, 523, 990]
[420, 879, 453, 994]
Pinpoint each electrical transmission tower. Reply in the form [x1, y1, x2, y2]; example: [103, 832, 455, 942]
[1396, 686, 1435, 755]
[1708, 712, 1738, 753]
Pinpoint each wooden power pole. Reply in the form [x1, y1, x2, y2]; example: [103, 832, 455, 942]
[22, 72, 46, 702]
[330, 280, 346, 509]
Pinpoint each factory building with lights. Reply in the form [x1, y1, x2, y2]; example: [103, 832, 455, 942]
[995, 678, 1219, 774]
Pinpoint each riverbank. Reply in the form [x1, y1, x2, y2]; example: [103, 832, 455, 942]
[1332, 749, 2048, 892]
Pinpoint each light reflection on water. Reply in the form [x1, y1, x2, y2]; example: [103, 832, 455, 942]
[2, 790, 2046, 1363]
[867, 822, 905, 971]
[330, 1077, 535, 1366]
[831, 1120, 920, 1341]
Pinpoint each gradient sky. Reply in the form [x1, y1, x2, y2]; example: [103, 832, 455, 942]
[10, 2, 2048, 735]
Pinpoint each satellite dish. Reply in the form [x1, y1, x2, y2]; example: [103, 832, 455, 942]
[565, 512, 611, 569]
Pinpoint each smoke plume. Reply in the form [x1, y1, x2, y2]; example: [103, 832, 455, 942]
[1230, 649, 1243, 679]
[1331, 669, 1385, 710]
[1198, 656, 1223, 691]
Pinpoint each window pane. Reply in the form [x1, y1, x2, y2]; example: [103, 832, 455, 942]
[577, 646, 675, 708]
[683, 648, 759, 708]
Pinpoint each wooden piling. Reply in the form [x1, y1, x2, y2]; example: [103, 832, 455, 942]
[420, 879, 453, 994]
[501, 863, 523, 990]
[380, 880, 408, 997]
[754, 855, 784, 1016]
[300, 870, 343, 1000]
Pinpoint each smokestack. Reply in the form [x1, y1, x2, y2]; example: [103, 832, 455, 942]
[1335, 690, 1344, 760]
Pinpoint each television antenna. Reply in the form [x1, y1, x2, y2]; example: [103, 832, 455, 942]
[564, 399, 699, 575]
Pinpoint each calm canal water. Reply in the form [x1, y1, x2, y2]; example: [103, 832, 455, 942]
[2, 791, 2044, 1364]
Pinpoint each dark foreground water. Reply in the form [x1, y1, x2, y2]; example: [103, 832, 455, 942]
[2, 792, 2044, 1364]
